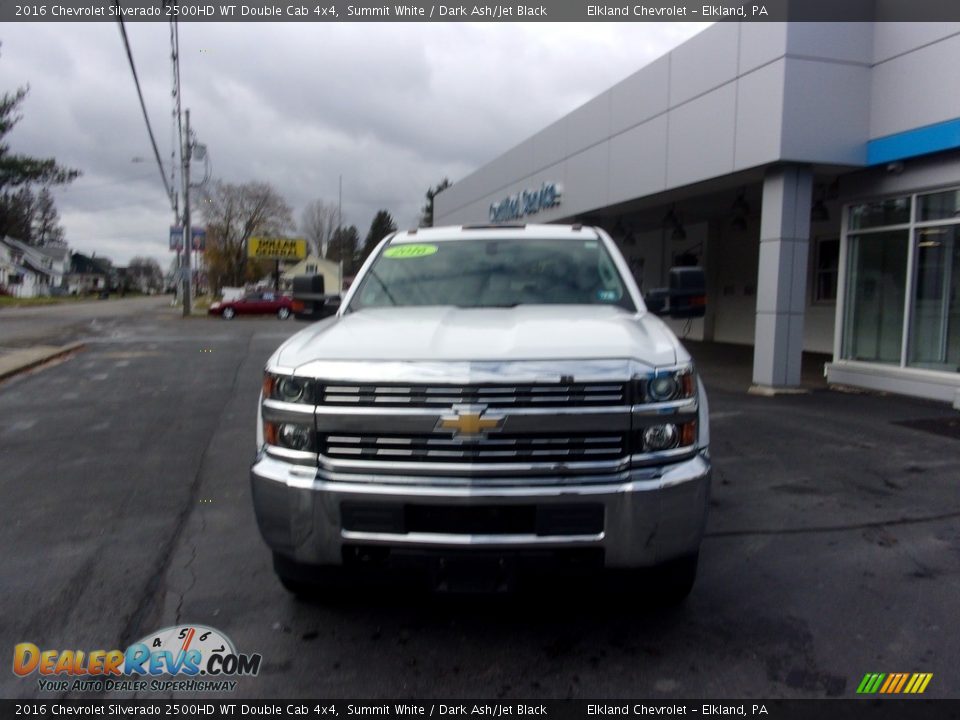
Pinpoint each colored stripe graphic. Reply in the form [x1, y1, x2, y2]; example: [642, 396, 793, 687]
[879, 675, 895, 694]
[856, 673, 886, 694]
[857, 673, 932, 694]
[893, 674, 909, 693]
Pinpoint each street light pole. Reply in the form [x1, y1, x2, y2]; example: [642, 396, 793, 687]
[337, 174, 342, 293]
[181, 109, 192, 317]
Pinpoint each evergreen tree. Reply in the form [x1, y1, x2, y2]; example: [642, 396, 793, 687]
[0, 46, 79, 240]
[0, 186, 35, 242]
[326, 225, 360, 276]
[359, 210, 397, 265]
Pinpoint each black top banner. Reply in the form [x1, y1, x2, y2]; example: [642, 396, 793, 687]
[3, 0, 960, 22]
[3, 700, 960, 720]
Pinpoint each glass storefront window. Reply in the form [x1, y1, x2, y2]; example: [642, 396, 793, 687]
[848, 197, 910, 231]
[814, 238, 839, 303]
[918, 189, 960, 222]
[842, 230, 909, 363]
[907, 226, 960, 371]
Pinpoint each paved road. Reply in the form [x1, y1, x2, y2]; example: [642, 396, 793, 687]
[0, 295, 169, 348]
[1, 302, 958, 699]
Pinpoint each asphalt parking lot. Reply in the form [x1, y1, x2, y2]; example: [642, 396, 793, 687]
[0, 299, 958, 699]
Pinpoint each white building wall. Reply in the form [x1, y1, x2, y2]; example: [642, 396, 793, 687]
[869, 25, 960, 139]
[436, 21, 885, 227]
[432, 20, 960, 395]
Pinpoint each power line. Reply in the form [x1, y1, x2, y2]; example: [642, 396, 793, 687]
[115, 6, 176, 212]
[56, 171, 157, 193]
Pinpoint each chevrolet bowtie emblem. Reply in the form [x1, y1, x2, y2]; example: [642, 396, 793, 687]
[436, 404, 506, 439]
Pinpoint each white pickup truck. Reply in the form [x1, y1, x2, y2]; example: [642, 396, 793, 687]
[251, 224, 710, 601]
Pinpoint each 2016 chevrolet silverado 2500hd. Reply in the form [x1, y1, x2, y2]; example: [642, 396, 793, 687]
[251, 223, 710, 602]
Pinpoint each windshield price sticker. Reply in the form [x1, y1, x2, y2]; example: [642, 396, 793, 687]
[384, 244, 438, 259]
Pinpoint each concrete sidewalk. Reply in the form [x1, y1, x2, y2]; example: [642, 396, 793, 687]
[0, 342, 85, 381]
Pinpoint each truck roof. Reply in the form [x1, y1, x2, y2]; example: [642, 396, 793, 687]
[389, 224, 598, 243]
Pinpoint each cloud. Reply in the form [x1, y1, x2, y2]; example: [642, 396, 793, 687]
[2, 21, 709, 265]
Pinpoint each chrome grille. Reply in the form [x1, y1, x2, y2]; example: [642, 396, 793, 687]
[322, 433, 626, 464]
[321, 382, 627, 408]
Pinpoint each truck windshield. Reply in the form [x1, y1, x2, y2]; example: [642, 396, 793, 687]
[348, 237, 636, 312]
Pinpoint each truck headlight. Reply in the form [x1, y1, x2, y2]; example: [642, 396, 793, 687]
[640, 421, 697, 452]
[264, 422, 316, 451]
[263, 372, 315, 404]
[643, 424, 679, 451]
[637, 365, 696, 403]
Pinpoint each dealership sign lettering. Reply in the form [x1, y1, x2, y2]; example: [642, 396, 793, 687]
[489, 182, 562, 223]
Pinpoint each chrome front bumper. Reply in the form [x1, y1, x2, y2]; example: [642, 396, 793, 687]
[251, 451, 711, 569]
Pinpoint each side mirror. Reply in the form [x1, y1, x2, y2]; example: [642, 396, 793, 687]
[644, 288, 668, 315]
[644, 266, 706, 319]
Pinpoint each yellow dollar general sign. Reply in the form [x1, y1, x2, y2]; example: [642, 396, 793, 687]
[248, 237, 307, 260]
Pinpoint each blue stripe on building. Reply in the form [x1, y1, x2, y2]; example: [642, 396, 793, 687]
[868, 118, 960, 165]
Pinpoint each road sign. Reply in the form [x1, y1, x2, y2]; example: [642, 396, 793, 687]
[170, 226, 206, 251]
[248, 237, 307, 260]
[191, 227, 206, 251]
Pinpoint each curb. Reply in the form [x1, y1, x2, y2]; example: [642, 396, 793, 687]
[0, 341, 86, 382]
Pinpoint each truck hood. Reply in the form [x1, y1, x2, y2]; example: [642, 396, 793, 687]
[273, 306, 681, 370]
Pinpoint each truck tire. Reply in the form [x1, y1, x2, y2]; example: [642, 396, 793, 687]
[222, 307, 235, 319]
[277, 307, 291, 320]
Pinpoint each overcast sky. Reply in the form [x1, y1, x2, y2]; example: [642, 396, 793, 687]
[1, 21, 709, 267]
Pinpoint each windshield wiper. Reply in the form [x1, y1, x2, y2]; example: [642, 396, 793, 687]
[456, 302, 521, 308]
[366, 270, 398, 306]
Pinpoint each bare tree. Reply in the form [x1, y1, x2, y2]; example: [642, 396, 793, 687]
[300, 199, 339, 257]
[200, 180, 294, 290]
[126, 256, 164, 293]
[419, 178, 450, 228]
[32, 187, 65, 246]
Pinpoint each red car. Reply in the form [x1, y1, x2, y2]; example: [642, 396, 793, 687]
[208, 292, 294, 320]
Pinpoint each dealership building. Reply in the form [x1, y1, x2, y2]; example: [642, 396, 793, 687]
[434, 21, 960, 406]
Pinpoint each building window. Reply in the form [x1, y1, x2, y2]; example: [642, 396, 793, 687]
[842, 188, 960, 372]
[813, 238, 839, 303]
[843, 229, 909, 364]
[908, 225, 959, 371]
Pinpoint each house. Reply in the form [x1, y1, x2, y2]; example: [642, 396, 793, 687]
[0, 236, 55, 298]
[34, 245, 71, 291]
[279, 255, 341, 295]
[66, 252, 112, 295]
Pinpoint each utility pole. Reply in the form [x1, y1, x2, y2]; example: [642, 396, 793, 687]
[181, 109, 192, 317]
[337, 174, 343, 293]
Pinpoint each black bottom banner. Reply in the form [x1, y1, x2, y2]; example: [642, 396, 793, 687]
[3, 700, 960, 720]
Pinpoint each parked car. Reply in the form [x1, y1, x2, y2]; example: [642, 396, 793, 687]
[209, 292, 294, 320]
[252, 224, 710, 601]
